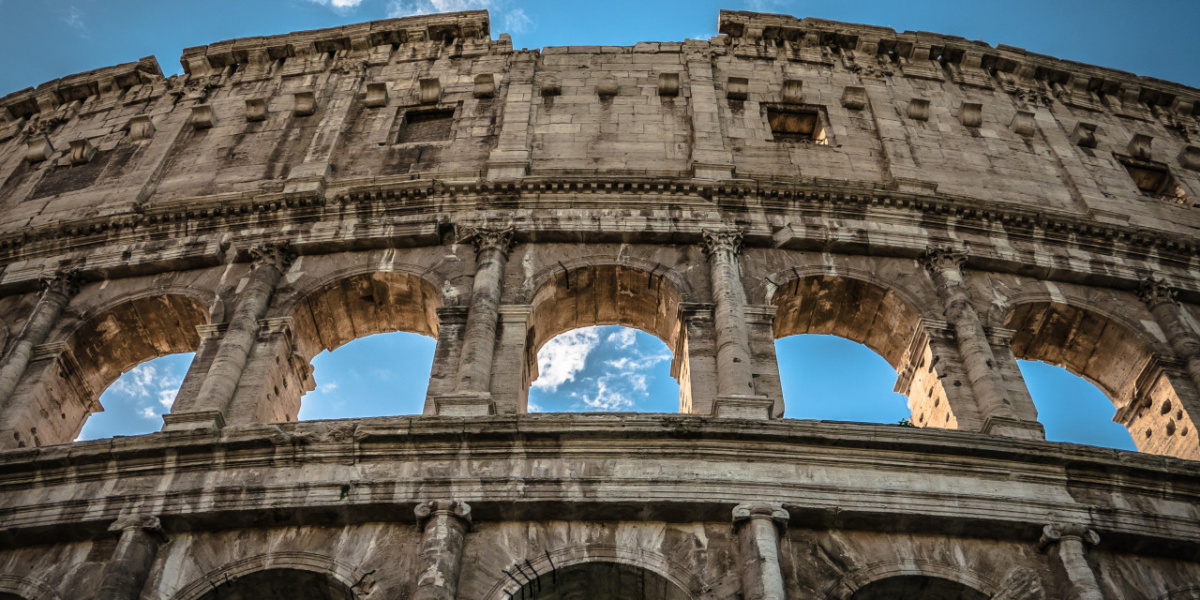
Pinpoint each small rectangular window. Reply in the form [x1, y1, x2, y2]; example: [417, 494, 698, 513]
[396, 108, 454, 144]
[766, 105, 828, 145]
[1121, 160, 1190, 205]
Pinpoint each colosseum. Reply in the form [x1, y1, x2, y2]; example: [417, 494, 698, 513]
[0, 7, 1199, 599]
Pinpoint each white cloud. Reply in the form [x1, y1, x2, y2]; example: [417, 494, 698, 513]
[583, 380, 634, 411]
[607, 328, 636, 349]
[308, 0, 366, 12]
[109, 364, 157, 398]
[157, 388, 178, 409]
[503, 8, 532, 35]
[318, 382, 338, 394]
[605, 353, 670, 371]
[64, 6, 85, 30]
[527, 400, 542, 413]
[140, 407, 157, 419]
[532, 327, 601, 392]
[387, 0, 492, 18]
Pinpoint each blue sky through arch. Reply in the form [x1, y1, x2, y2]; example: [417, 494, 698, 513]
[77, 352, 193, 441]
[529, 325, 678, 413]
[299, 330, 435, 420]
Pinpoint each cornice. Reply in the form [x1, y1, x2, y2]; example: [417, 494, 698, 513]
[717, 11, 1200, 118]
[0, 416, 1198, 554]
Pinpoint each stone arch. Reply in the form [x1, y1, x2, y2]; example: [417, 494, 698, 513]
[224, 268, 446, 424]
[0, 574, 63, 600]
[1003, 298, 1200, 457]
[168, 551, 367, 600]
[5, 291, 209, 447]
[526, 255, 698, 306]
[827, 561, 998, 600]
[481, 545, 703, 600]
[523, 261, 685, 411]
[769, 269, 973, 430]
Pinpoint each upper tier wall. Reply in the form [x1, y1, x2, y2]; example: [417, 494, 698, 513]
[0, 10, 1198, 285]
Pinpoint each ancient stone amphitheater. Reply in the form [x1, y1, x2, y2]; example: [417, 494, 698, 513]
[1, 7, 1199, 600]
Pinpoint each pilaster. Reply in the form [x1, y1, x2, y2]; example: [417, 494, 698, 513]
[97, 515, 164, 600]
[732, 503, 789, 600]
[703, 229, 772, 418]
[414, 500, 472, 600]
[1040, 524, 1103, 600]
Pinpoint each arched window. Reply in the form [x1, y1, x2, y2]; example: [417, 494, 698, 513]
[1019, 360, 1137, 450]
[1006, 301, 1196, 457]
[76, 352, 193, 441]
[773, 275, 951, 428]
[777, 334, 910, 424]
[195, 569, 354, 600]
[526, 264, 685, 413]
[529, 325, 678, 412]
[514, 562, 689, 600]
[850, 575, 989, 600]
[269, 271, 441, 422]
[299, 330, 434, 420]
[12, 294, 207, 447]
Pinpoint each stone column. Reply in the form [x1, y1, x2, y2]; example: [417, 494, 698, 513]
[1040, 524, 1103, 600]
[0, 270, 78, 405]
[922, 247, 1043, 439]
[703, 230, 771, 418]
[424, 306, 469, 411]
[414, 500, 472, 600]
[432, 227, 514, 416]
[1138, 277, 1200, 398]
[732, 503, 789, 600]
[96, 516, 164, 600]
[164, 244, 294, 432]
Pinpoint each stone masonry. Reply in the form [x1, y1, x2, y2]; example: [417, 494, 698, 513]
[0, 8, 1199, 599]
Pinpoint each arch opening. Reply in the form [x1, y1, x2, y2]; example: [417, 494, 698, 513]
[12, 293, 207, 448]
[772, 275, 955, 429]
[525, 264, 685, 413]
[515, 562, 690, 600]
[777, 335, 910, 424]
[529, 325, 678, 412]
[194, 568, 354, 600]
[1006, 301, 1197, 457]
[850, 575, 989, 600]
[275, 271, 443, 422]
[77, 352, 194, 441]
[1018, 360, 1137, 450]
[299, 331, 434, 420]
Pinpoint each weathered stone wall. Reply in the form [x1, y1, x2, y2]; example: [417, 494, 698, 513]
[0, 8, 1199, 600]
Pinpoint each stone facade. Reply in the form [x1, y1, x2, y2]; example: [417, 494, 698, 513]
[0, 8, 1199, 600]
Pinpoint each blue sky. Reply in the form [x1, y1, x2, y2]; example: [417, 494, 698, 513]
[1, 0, 1198, 96]
[19, 0, 1159, 450]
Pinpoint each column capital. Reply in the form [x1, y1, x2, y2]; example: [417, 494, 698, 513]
[39, 268, 81, 299]
[1039, 523, 1100, 550]
[1137, 276, 1178, 309]
[108, 515, 163, 535]
[248, 242, 297, 273]
[456, 225, 515, 257]
[702, 229, 744, 257]
[920, 245, 968, 274]
[415, 499, 473, 528]
[732, 502, 789, 530]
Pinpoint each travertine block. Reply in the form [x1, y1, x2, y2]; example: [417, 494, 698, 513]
[727, 77, 749, 101]
[1181, 146, 1200, 171]
[1011, 110, 1036, 137]
[959, 102, 982, 127]
[68, 139, 96, 165]
[473, 74, 496, 98]
[292, 91, 317, 116]
[841, 85, 867, 109]
[658, 73, 680, 96]
[127, 115, 155, 140]
[907, 98, 931, 121]
[781, 79, 803, 104]
[364, 82, 388, 107]
[419, 78, 442, 104]
[245, 98, 268, 122]
[24, 136, 54, 163]
[1070, 122, 1098, 148]
[1129, 133, 1153, 160]
[190, 104, 216, 129]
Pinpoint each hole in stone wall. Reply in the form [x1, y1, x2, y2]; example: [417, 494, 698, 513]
[528, 325, 678, 413]
[1019, 360, 1136, 450]
[396, 107, 455, 144]
[777, 334, 910, 424]
[1121, 159, 1190, 204]
[765, 105, 829, 145]
[298, 330, 434, 420]
[76, 352, 194, 442]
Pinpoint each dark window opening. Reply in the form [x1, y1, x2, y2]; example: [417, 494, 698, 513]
[1122, 159, 1190, 205]
[397, 107, 455, 144]
[766, 106, 828, 145]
